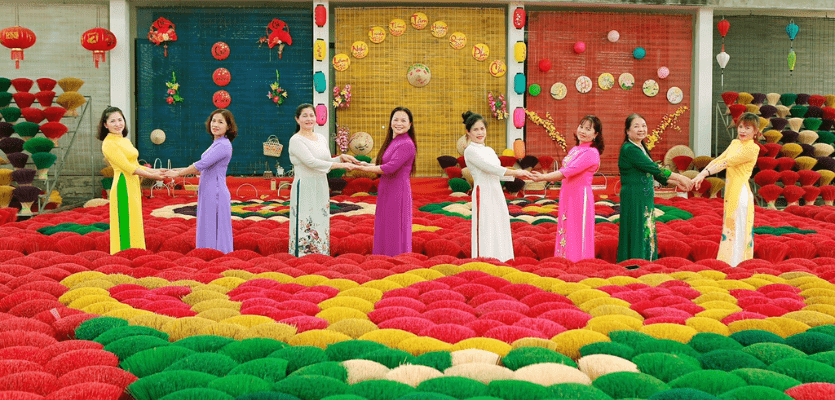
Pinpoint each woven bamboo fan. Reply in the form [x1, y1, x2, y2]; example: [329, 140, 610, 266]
[663, 145, 694, 172]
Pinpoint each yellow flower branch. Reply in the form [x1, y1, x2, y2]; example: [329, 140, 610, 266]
[525, 109, 566, 151]
[647, 106, 689, 150]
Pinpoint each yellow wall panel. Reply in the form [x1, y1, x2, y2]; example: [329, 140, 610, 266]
[335, 7, 507, 177]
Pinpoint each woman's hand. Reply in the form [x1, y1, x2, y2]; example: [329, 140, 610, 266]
[691, 171, 708, 191]
[510, 169, 533, 181]
[340, 154, 361, 164]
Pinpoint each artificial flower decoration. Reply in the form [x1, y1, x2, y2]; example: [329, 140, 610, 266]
[165, 72, 183, 105]
[267, 70, 288, 106]
[336, 125, 350, 154]
[148, 17, 177, 57]
[525, 109, 566, 151]
[333, 84, 351, 109]
[647, 106, 689, 150]
[487, 92, 508, 120]
[258, 18, 292, 59]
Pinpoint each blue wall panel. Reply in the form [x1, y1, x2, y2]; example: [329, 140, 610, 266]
[136, 7, 313, 175]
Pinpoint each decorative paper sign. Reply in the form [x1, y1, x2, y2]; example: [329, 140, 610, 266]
[213, 90, 231, 108]
[368, 26, 386, 44]
[489, 60, 507, 77]
[389, 19, 406, 36]
[598, 73, 614, 90]
[431, 21, 448, 38]
[642, 79, 659, 97]
[575, 76, 592, 93]
[407, 64, 431, 87]
[351, 41, 368, 58]
[667, 87, 683, 104]
[550, 83, 567, 100]
[212, 68, 231, 86]
[619, 73, 635, 90]
[449, 32, 467, 50]
[472, 44, 489, 61]
[211, 42, 229, 60]
[332, 53, 350, 71]
[411, 12, 428, 29]
[313, 39, 326, 61]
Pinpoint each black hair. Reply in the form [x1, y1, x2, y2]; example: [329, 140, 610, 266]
[206, 109, 238, 142]
[294, 103, 315, 132]
[623, 113, 651, 154]
[462, 111, 487, 132]
[97, 106, 128, 140]
[578, 115, 604, 155]
[376, 107, 417, 175]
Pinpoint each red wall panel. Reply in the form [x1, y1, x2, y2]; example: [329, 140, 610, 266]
[526, 11, 693, 175]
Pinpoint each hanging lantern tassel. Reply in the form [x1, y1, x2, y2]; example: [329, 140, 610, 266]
[95, 50, 105, 67]
[10, 48, 22, 68]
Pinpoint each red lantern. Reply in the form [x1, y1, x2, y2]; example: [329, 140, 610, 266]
[513, 8, 526, 29]
[315, 4, 327, 28]
[213, 90, 231, 108]
[0, 26, 36, 69]
[717, 19, 730, 38]
[81, 27, 117, 68]
[212, 68, 230, 87]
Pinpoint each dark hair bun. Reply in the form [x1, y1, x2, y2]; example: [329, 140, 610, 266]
[461, 111, 473, 124]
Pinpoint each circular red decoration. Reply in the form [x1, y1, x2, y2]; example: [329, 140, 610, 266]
[212, 42, 230, 60]
[81, 27, 117, 68]
[213, 90, 231, 108]
[0, 26, 37, 69]
[213, 68, 231, 87]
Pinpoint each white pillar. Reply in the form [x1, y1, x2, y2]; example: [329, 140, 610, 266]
[692, 7, 713, 157]
[109, 0, 131, 139]
[313, 1, 329, 140]
[506, 2, 524, 149]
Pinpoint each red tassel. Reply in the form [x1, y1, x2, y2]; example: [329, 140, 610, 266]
[11, 48, 23, 69]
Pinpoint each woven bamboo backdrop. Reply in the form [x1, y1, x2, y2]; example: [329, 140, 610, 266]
[334, 7, 507, 177]
[526, 11, 693, 175]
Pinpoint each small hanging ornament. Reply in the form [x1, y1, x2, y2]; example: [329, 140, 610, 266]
[786, 20, 799, 74]
[81, 27, 117, 68]
[148, 17, 177, 57]
[716, 17, 730, 88]
[0, 26, 36, 69]
[258, 18, 292, 59]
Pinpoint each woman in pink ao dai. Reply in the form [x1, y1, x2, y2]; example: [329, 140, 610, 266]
[533, 115, 604, 261]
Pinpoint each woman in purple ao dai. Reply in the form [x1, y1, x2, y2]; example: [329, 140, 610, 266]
[355, 107, 417, 256]
[167, 109, 237, 253]
[533, 115, 604, 261]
